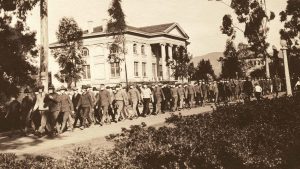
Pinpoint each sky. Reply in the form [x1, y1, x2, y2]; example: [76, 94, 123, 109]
[26, 0, 286, 57]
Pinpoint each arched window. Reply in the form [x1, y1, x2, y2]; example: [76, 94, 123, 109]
[110, 44, 119, 54]
[81, 48, 90, 79]
[141, 45, 145, 55]
[81, 48, 89, 57]
[133, 44, 137, 54]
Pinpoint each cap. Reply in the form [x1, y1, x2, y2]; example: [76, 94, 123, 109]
[48, 85, 55, 90]
[59, 85, 67, 91]
[82, 85, 87, 90]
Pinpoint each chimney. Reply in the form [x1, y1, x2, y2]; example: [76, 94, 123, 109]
[102, 19, 108, 32]
[87, 21, 93, 33]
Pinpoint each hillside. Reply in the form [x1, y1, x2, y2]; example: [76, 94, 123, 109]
[191, 52, 223, 76]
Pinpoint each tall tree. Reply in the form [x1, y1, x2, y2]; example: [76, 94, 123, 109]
[52, 17, 84, 88]
[280, 0, 300, 77]
[107, 0, 128, 87]
[187, 62, 196, 82]
[220, 0, 275, 77]
[194, 59, 216, 81]
[220, 40, 243, 78]
[0, 0, 39, 97]
[170, 46, 192, 81]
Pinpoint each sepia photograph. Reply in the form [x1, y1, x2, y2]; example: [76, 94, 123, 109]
[0, 0, 300, 168]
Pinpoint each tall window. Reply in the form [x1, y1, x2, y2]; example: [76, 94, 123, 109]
[134, 62, 139, 76]
[110, 44, 119, 54]
[141, 45, 145, 55]
[142, 62, 146, 77]
[159, 65, 163, 77]
[83, 65, 91, 79]
[111, 62, 120, 77]
[82, 48, 89, 57]
[152, 63, 156, 77]
[133, 44, 137, 54]
[82, 48, 91, 79]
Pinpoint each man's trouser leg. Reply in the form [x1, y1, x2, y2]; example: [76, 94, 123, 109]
[116, 101, 124, 120]
[101, 105, 110, 123]
[155, 100, 161, 115]
[59, 111, 70, 133]
[143, 98, 150, 116]
[48, 110, 60, 133]
[132, 100, 138, 117]
[179, 96, 184, 109]
[172, 97, 178, 111]
[38, 110, 51, 133]
[81, 107, 91, 127]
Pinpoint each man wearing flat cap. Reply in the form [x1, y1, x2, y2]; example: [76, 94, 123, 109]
[32, 85, 51, 134]
[21, 88, 34, 134]
[57, 86, 74, 133]
[77, 85, 93, 129]
[44, 85, 60, 134]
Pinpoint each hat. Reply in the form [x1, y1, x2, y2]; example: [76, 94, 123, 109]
[82, 85, 87, 89]
[59, 85, 67, 91]
[37, 85, 44, 90]
[24, 88, 31, 93]
[48, 85, 55, 90]
[86, 84, 92, 88]
[72, 87, 78, 91]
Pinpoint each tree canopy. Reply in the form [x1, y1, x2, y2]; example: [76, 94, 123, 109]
[280, 0, 300, 77]
[52, 17, 84, 88]
[220, 40, 243, 78]
[221, 0, 275, 56]
[193, 59, 216, 81]
[0, 0, 39, 97]
[170, 46, 192, 81]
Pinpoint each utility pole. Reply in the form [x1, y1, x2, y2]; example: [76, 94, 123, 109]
[40, 0, 49, 92]
[280, 39, 292, 96]
[262, 0, 270, 78]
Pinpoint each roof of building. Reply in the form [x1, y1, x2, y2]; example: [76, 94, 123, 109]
[86, 22, 189, 39]
[50, 22, 189, 48]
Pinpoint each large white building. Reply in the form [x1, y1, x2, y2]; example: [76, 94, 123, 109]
[49, 22, 190, 87]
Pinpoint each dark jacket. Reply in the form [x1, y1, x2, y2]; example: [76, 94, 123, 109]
[243, 80, 253, 94]
[153, 86, 165, 101]
[72, 93, 81, 110]
[77, 92, 93, 108]
[21, 96, 34, 113]
[44, 93, 60, 112]
[59, 94, 74, 112]
[98, 89, 111, 106]
[170, 87, 179, 98]
[6, 100, 21, 118]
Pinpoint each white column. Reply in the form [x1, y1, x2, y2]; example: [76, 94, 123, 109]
[265, 56, 270, 78]
[282, 47, 292, 96]
[168, 44, 173, 80]
[146, 44, 153, 81]
[160, 43, 167, 81]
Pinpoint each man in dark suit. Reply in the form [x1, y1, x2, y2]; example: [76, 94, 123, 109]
[152, 83, 165, 115]
[57, 86, 74, 134]
[97, 84, 111, 126]
[243, 77, 253, 102]
[72, 87, 82, 128]
[5, 96, 21, 134]
[21, 88, 34, 134]
[162, 84, 171, 112]
[77, 85, 93, 129]
[44, 85, 60, 134]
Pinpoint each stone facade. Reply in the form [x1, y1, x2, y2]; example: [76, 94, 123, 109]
[49, 23, 189, 87]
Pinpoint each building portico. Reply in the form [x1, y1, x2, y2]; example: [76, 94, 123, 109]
[49, 22, 190, 87]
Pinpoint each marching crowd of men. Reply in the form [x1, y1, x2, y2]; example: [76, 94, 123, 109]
[3, 76, 300, 136]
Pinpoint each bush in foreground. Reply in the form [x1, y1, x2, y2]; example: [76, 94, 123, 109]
[1, 96, 300, 169]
